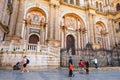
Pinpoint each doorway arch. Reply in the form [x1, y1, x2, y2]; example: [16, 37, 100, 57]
[66, 35, 75, 55]
[29, 34, 39, 44]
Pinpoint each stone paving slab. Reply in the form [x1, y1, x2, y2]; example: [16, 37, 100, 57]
[0, 66, 120, 71]
[0, 68, 120, 80]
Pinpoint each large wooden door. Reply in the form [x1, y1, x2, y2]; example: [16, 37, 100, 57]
[29, 34, 39, 44]
[66, 35, 75, 55]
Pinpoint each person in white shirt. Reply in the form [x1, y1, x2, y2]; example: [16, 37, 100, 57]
[93, 58, 98, 69]
[21, 56, 29, 72]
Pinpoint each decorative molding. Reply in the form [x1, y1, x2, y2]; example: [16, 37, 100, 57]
[96, 11, 107, 16]
[60, 1, 85, 10]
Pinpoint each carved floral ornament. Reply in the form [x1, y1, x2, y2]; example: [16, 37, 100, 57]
[24, 11, 46, 26]
[60, 15, 85, 31]
[96, 25, 108, 36]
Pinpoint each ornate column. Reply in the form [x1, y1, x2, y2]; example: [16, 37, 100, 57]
[79, 27, 87, 49]
[13, 0, 21, 35]
[107, 19, 114, 49]
[40, 20, 47, 44]
[54, 5, 60, 40]
[60, 15, 67, 48]
[24, 21, 28, 42]
[89, 13, 94, 43]
[60, 25, 67, 48]
[24, 15, 31, 42]
[8, 0, 20, 36]
[2, 0, 13, 41]
[40, 25, 44, 44]
[47, 0, 61, 47]
[115, 21, 119, 44]
[76, 19, 79, 50]
[92, 14, 96, 44]
[15, 0, 25, 38]
[47, 3, 55, 39]
[85, 6, 91, 43]
[100, 30, 108, 49]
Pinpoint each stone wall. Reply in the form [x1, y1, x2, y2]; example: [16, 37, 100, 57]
[0, 51, 60, 69]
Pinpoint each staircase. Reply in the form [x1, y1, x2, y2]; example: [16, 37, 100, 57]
[0, 42, 60, 68]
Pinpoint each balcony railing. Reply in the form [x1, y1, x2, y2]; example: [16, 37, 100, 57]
[0, 41, 60, 57]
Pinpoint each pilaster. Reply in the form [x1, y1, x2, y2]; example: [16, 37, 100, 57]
[47, 3, 55, 39]
[47, 0, 61, 47]
[15, 0, 25, 38]
[9, 0, 19, 36]
[86, 7, 96, 44]
[54, 5, 60, 40]
[89, 13, 94, 43]
[107, 19, 114, 48]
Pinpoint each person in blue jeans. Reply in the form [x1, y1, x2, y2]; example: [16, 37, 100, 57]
[93, 58, 98, 69]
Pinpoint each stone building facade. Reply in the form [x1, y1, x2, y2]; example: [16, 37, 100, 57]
[0, 0, 120, 68]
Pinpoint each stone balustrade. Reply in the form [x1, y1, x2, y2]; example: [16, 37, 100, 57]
[0, 41, 60, 56]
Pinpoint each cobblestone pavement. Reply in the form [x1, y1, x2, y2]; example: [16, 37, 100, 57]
[0, 68, 120, 80]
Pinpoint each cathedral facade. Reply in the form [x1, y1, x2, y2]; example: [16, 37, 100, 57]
[0, 0, 120, 68]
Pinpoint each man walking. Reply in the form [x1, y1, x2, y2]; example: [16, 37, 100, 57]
[93, 58, 98, 69]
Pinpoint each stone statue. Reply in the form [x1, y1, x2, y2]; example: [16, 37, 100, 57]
[68, 48, 72, 56]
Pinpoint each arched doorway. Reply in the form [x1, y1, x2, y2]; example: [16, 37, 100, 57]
[66, 35, 75, 55]
[29, 34, 39, 44]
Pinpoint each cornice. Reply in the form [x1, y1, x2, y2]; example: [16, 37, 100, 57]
[114, 10, 120, 15]
[105, 11, 120, 16]
[114, 18, 120, 22]
[60, 1, 85, 10]
[96, 11, 107, 16]
[85, 6, 97, 11]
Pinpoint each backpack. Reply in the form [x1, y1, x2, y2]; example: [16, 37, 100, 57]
[26, 58, 30, 64]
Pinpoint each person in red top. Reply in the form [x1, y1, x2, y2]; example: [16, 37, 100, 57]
[69, 63, 74, 77]
[78, 59, 84, 74]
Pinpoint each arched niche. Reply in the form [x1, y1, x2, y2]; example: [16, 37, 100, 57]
[116, 3, 120, 11]
[60, 13, 85, 30]
[95, 21, 108, 48]
[25, 7, 46, 25]
[29, 34, 39, 44]
[66, 35, 75, 55]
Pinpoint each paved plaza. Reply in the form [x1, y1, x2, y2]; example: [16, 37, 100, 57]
[0, 68, 120, 80]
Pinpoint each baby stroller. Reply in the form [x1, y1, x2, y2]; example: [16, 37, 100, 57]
[13, 62, 21, 70]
